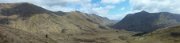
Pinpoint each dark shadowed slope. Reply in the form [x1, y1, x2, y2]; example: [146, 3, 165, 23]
[0, 3, 50, 17]
[113, 11, 180, 32]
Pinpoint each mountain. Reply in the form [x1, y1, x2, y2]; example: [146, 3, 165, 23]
[0, 3, 133, 43]
[113, 11, 180, 32]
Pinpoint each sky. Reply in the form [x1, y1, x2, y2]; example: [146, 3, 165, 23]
[0, 0, 180, 20]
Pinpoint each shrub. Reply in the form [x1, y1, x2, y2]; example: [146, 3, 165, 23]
[170, 32, 180, 37]
[132, 32, 148, 36]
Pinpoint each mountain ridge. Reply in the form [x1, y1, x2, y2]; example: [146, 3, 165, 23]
[113, 11, 180, 32]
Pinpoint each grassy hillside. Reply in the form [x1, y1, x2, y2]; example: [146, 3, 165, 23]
[0, 3, 135, 43]
[129, 25, 180, 43]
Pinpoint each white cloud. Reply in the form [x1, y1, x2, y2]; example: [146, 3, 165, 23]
[101, 0, 125, 4]
[92, 5, 115, 16]
[120, 7, 125, 10]
[0, 0, 92, 12]
[46, 6, 76, 12]
[106, 10, 142, 20]
[105, 14, 126, 20]
[130, 0, 180, 14]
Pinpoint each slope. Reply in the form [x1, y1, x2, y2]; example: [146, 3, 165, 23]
[129, 25, 180, 43]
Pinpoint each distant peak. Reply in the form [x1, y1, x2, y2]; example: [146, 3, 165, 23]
[54, 11, 66, 16]
[159, 12, 172, 14]
[55, 11, 64, 13]
[140, 10, 149, 13]
[133, 10, 149, 15]
[16, 2, 35, 6]
[70, 11, 82, 13]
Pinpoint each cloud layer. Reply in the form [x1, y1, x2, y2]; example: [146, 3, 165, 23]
[0, 0, 93, 12]
[130, 0, 180, 14]
[101, 0, 125, 4]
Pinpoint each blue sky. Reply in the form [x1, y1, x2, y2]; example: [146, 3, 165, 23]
[87, 0, 132, 20]
[0, 0, 180, 20]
